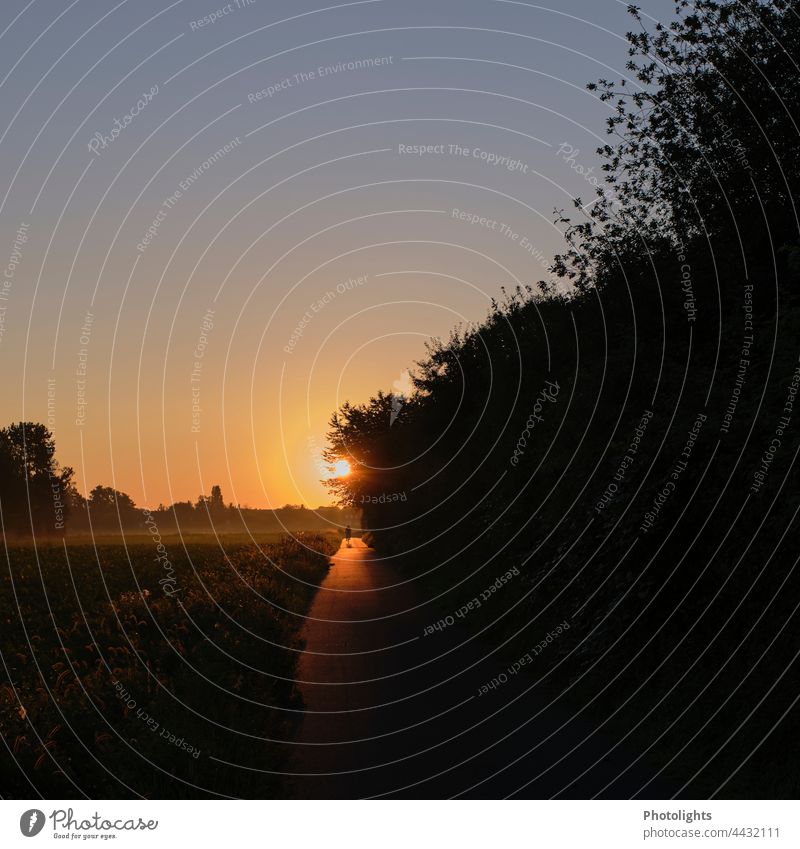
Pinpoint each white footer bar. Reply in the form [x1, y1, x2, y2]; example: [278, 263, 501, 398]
[2, 800, 795, 848]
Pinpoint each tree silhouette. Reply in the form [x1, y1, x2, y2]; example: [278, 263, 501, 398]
[554, 0, 800, 289]
[87, 485, 140, 530]
[0, 422, 74, 536]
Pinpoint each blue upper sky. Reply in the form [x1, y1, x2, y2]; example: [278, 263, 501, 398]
[0, 0, 678, 507]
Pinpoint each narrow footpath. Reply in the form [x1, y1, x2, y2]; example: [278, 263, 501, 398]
[288, 539, 673, 799]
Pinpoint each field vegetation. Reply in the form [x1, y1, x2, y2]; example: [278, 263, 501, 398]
[1, 533, 337, 798]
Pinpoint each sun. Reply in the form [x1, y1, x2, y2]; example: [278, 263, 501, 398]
[332, 459, 351, 478]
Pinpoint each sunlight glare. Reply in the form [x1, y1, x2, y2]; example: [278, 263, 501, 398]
[333, 459, 351, 478]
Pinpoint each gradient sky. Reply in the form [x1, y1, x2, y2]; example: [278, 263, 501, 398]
[0, 0, 675, 509]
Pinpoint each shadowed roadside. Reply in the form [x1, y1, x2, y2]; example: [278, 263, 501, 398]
[287, 539, 674, 799]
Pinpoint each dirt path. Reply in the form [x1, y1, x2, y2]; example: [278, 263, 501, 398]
[288, 539, 673, 799]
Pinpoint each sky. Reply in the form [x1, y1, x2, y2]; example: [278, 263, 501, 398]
[0, 0, 676, 509]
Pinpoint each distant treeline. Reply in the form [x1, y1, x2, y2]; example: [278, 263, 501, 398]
[0, 425, 355, 538]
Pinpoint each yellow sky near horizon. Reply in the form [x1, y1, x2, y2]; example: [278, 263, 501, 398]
[0, 0, 658, 508]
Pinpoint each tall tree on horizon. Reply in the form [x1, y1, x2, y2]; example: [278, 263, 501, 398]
[0, 422, 75, 536]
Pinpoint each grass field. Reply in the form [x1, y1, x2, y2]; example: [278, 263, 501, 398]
[0, 532, 339, 798]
